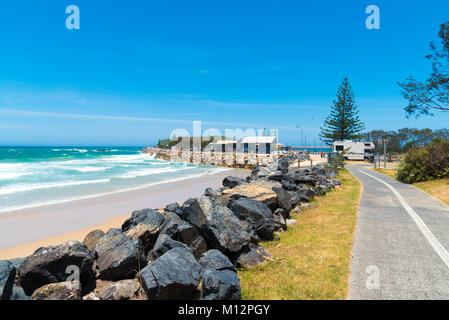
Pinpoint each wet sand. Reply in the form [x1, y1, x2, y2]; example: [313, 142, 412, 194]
[0, 168, 249, 259]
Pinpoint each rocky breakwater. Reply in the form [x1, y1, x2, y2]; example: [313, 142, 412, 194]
[0, 161, 341, 300]
[141, 147, 284, 169]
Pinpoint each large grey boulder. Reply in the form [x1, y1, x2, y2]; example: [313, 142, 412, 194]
[83, 279, 141, 300]
[139, 247, 202, 300]
[0, 260, 16, 300]
[201, 269, 241, 300]
[95, 232, 146, 281]
[273, 209, 287, 231]
[222, 176, 246, 188]
[228, 197, 276, 240]
[199, 250, 236, 272]
[83, 229, 105, 252]
[199, 250, 241, 300]
[182, 196, 253, 255]
[18, 241, 95, 296]
[251, 166, 272, 178]
[236, 244, 274, 269]
[272, 186, 293, 214]
[221, 180, 281, 210]
[164, 202, 181, 214]
[121, 208, 164, 232]
[31, 281, 81, 300]
[149, 234, 189, 261]
[124, 223, 160, 256]
[161, 214, 207, 260]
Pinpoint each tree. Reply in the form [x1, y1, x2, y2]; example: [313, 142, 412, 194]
[320, 78, 365, 145]
[398, 22, 449, 117]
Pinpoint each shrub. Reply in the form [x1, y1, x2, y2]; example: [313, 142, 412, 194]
[396, 138, 449, 183]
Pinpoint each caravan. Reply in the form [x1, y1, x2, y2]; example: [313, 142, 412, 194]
[332, 140, 375, 161]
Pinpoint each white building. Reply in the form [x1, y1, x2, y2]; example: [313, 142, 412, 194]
[210, 136, 278, 154]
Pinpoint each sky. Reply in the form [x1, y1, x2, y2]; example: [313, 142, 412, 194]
[1, 0, 449, 146]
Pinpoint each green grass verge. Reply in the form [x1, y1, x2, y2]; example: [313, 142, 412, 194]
[372, 168, 449, 207]
[238, 169, 361, 300]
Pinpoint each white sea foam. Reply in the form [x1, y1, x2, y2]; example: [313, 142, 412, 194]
[71, 166, 111, 173]
[0, 172, 32, 180]
[116, 167, 184, 179]
[0, 168, 231, 214]
[0, 179, 110, 196]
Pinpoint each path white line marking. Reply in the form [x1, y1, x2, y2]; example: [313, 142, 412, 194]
[358, 169, 449, 270]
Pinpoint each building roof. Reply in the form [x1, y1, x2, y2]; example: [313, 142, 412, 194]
[241, 136, 277, 144]
[213, 139, 237, 144]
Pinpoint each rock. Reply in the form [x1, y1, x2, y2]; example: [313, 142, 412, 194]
[160, 213, 208, 259]
[236, 245, 274, 269]
[278, 159, 289, 174]
[139, 247, 202, 300]
[83, 229, 105, 251]
[0, 260, 16, 300]
[199, 250, 236, 272]
[83, 279, 142, 300]
[205, 204, 253, 255]
[149, 234, 189, 261]
[281, 178, 298, 191]
[201, 269, 241, 300]
[222, 176, 246, 188]
[251, 166, 272, 178]
[31, 281, 81, 300]
[95, 232, 146, 281]
[9, 258, 25, 272]
[182, 197, 253, 255]
[272, 186, 292, 214]
[267, 171, 284, 182]
[329, 179, 342, 187]
[292, 187, 315, 204]
[181, 196, 215, 230]
[124, 223, 160, 256]
[18, 241, 95, 296]
[222, 180, 281, 210]
[286, 219, 297, 225]
[9, 286, 30, 300]
[204, 187, 221, 197]
[122, 208, 164, 232]
[93, 228, 122, 256]
[273, 209, 287, 231]
[290, 206, 303, 215]
[228, 197, 276, 240]
[164, 202, 182, 216]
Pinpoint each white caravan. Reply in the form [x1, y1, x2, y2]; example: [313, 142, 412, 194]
[332, 140, 375, 161]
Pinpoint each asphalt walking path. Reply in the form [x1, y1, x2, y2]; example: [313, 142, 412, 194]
[346, 164, 449, 299]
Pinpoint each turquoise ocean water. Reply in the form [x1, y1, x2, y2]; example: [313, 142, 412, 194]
[0, 147, 226, 214]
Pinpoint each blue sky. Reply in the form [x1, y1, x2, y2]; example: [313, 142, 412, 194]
[1, 0, 449, 146]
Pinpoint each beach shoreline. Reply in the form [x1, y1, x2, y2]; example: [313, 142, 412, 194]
[0, 168, 249, 260]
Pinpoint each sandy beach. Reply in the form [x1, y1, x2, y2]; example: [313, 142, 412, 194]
[0, 168, 249, 260]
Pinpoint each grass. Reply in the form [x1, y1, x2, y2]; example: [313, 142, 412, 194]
[372, 168, 396, 179]
[238, 169, 361, 300]
[413, 179, 449, 206]
[372, 168, 449, 206]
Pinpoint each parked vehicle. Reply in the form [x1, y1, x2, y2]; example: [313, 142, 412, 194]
[332, 140, 375, 161]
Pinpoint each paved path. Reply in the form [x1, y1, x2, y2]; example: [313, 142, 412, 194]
[347, 164, 449, 299]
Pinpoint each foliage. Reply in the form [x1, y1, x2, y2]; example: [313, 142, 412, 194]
[398, 21, 449, 117]
[363, 128, 449, 154]
[320, 78, 365, 145]
[396, 138, 449, 183]
[156, 136, 222, 150]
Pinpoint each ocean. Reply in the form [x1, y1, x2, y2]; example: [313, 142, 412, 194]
[0, 147, 227, 214]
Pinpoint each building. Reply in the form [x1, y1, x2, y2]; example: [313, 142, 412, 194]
[241, 136, 277, 154]
[210, 136, 278, 154]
